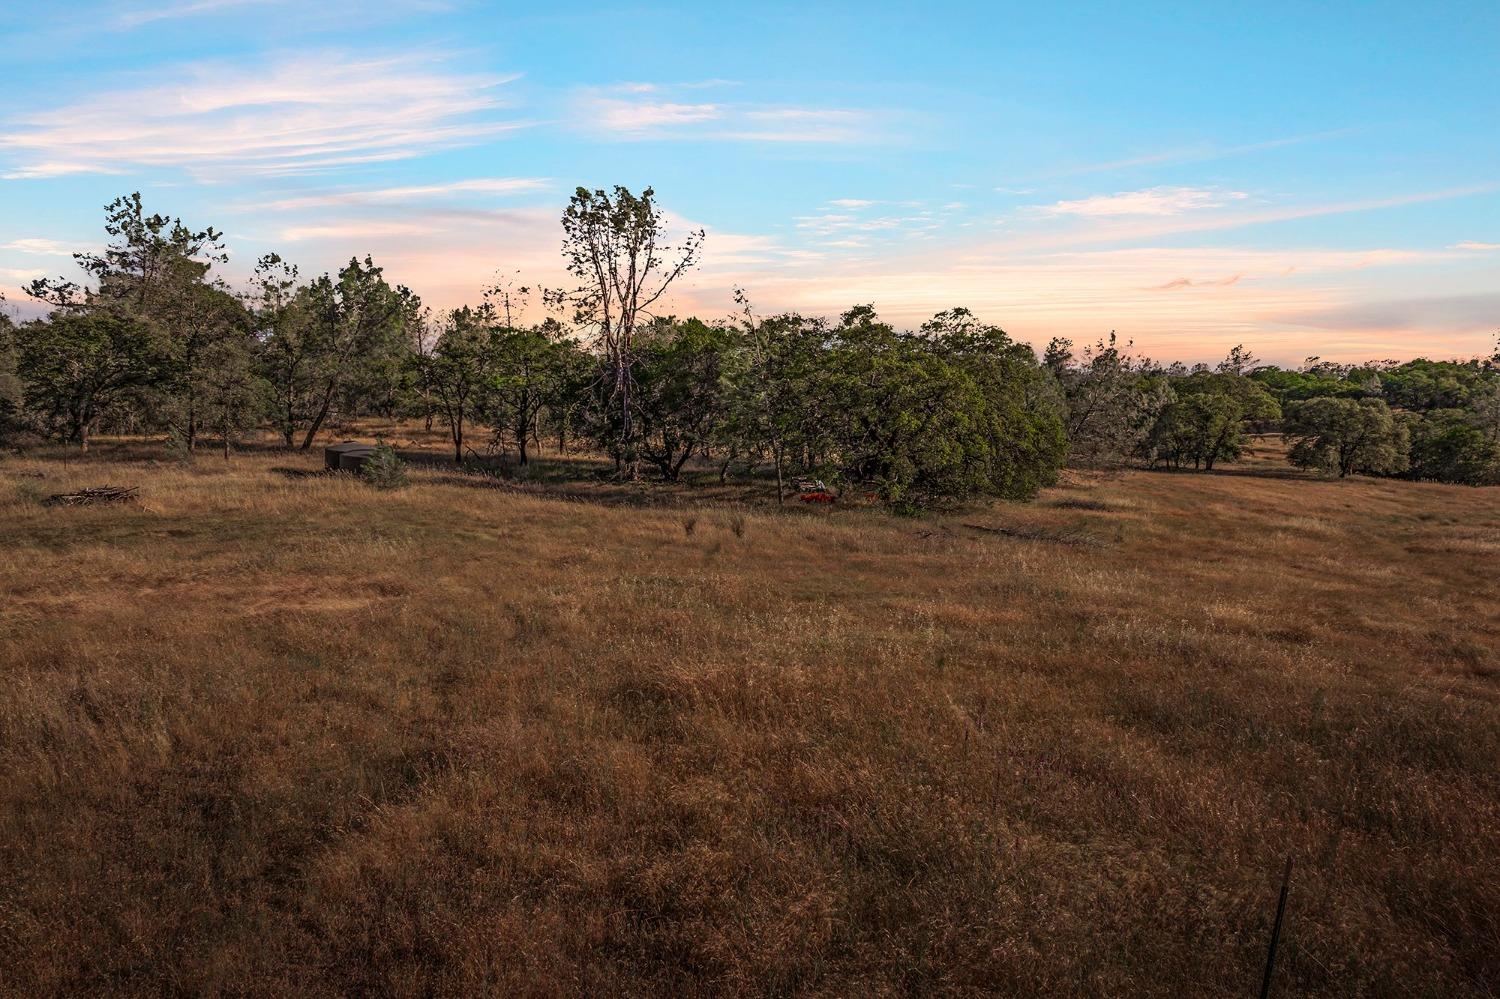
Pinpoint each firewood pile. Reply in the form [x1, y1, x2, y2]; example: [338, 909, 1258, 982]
[42, 485, 139, 507]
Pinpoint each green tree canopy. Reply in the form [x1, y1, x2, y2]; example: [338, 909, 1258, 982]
[1284, 397, 1409, 478]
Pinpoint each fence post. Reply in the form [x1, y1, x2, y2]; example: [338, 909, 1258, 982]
[1259, 856, 1294, 999]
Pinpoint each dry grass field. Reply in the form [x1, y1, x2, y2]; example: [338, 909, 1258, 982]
[1, 433, 1497, 996]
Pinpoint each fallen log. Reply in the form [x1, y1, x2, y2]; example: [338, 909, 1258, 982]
[961, 522, 1105, 547]
[42, 485, 139, 507]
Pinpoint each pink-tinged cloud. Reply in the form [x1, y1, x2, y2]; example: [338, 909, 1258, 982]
[0, 52, 523, 180]
[253, 178, 551, 213]
[1038, 186, 1248, 217]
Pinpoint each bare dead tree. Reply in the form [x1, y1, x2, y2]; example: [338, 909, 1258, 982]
[546, 186, 702, 477]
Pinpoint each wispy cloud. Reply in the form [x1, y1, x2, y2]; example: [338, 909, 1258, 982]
[3, 238, 74, 256]
[720, 108, 872, 143]
[1038, 186, 1248, 218]
[116, 0, 278, 27]
[256, 178, 550, 212]
[0, 51, 524, 179]
[794, 209, 943, 243]
[1052, 129, 1357, 178]
[112, 0, 455, 29]
[1451, 240, 1500, 251]
[1001, 184, 1500, 251]
[575, 84, 880, 143]
[0, 267, 47, 282]
[1149, 274, 1244, 291]
[278, 220, 447, 243]
[586, 99, 723, 134]
[1291, 292, 1500, 336]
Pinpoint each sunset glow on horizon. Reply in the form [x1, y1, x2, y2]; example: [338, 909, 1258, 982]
[3, 1, 1497, 365]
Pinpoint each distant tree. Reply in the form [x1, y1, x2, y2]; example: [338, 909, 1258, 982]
[161, 279, 250, 451]
[298, 257, 418, 450]
[631, 318, 735, 481]
[485, 318, 576, 466]
[805, 306, 1065, 508]
[1250, 365, 1366, 405]
[1216, 343, 1259, 376]
[1402, 410, 1497, 485]
[0, 301, 18, 402]
[1046, 332, 1165, 463]
[0, 302, 25, 444]
[249, 254, 315, 449]
[923, 308, 1068, 499]
[1140, 372, 1280, 471]
[1284, 397, 1408, 477]
[549, 186, 703, 475]
[199, 331, 266, 460]
[544, 336, 596, 457]
[26, 192, 226, 314]
[421, 305, 495, 463]
[1377, 358, 1487, 412]
[23, 193, 237, 449]
[13, 312, 161, 450]
[1468, 378, 1500, 443]
[721, 292, 825, 500]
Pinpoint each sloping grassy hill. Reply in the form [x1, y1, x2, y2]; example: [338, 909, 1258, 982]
[2, 439, 1496, 995]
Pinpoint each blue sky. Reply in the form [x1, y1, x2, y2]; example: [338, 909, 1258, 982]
[2, 0, 1497, 363]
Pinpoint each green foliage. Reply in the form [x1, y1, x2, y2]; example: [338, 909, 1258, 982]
[1377, 358, 1492, 412]
[805, 306, 1066, 508]
[485, 318, 582, 466]
[717, 301, 829, 499]
[359, 441, 408, 490]
[13, 311, 161, 448]
[420, 305, 496, 462]
[1139, 371, 1280, 471]
[1045, 332, 1168, 463]
[1251, 366, 1368, 405]
[632, 318, 735, 481]
[163, 426, 195, 464]
[554, 186, 703, 468]
[11, 185, 1496, 503]
[1404, 409, 1499, 485]
[273, 256, 419, 451]
[1284, 397, 1408, 477]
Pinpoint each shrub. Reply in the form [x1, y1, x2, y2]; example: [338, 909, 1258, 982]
[359, 442, 408, 490]
[164, 427, 195, 464]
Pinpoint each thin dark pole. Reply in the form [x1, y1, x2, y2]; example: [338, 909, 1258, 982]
[1259, 856, 1294, 999]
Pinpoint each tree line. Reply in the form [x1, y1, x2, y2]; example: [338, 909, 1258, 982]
[1045, 334, 1500, 485]
[2, 188, 1497, 508]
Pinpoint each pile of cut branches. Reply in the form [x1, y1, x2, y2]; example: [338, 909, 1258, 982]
[42, 485, 139, 507]
[962, 521, 1105, 547]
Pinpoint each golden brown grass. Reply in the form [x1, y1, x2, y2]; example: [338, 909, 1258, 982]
[1, 434, 1497, 996]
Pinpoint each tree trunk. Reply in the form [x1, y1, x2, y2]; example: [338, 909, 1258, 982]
[300, 381, 336, 451]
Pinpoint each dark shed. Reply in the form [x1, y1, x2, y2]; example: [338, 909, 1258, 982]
[324, 441, 377, 472]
